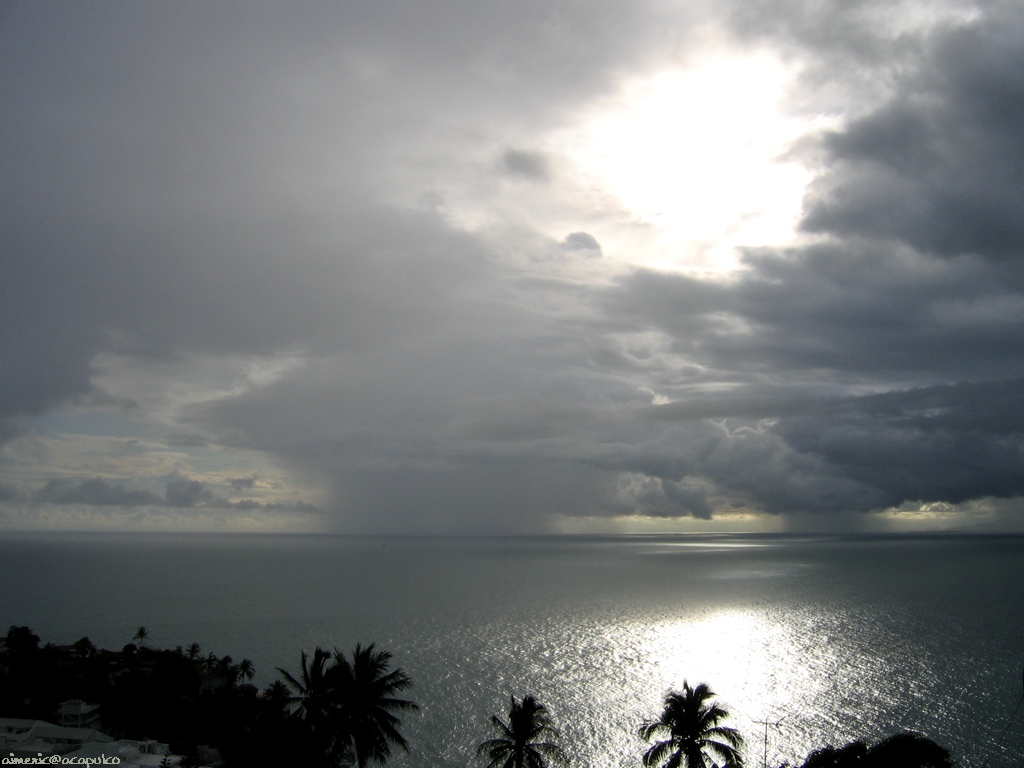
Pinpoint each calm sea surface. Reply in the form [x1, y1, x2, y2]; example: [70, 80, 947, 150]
[1, 532, 1022, 768]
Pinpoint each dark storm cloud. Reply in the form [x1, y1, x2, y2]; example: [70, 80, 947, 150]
[774, 380, 1024, 507]
[628, 477, 714, 520]
[575, 415, 887, 517]
[613, 242, 1024, 384]
[802, 6, 1024, 259]
[598, 246, 1024, 516]
[640, 381, 1024, 516]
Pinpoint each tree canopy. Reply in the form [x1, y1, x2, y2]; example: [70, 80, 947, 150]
[639, 681, 744, 768]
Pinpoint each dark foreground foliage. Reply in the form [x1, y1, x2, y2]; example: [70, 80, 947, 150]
[796, 732, 954, 768]
[477, 694, 568, 768]
[0, 626, 419, 768]
[272, 643, 419, 768]
[640, 681, 744, 768]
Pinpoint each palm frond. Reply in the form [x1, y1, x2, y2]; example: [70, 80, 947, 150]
[478, 695, 567, 768]
[640, 682, 744, 768]
[643, 739, 676, 767]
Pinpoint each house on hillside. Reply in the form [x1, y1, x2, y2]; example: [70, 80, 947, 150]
[0, 718, 187, 768]
[0, 718, 112, 759]
[58, 699, 102, 728]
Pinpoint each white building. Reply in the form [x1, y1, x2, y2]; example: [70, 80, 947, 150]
[58, 699, 102, 728]
[0, 718, 188, 767]
[0, 718, 113, 758]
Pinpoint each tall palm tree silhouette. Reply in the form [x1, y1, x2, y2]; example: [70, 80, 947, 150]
[477, 694, 569, 768]
[639, 681, 744, 768]
[133, 626, 149, 646]
[332, 643, 419, 768]
[278, 647, 342, 759]
[237, 658, 255, 683]
[217, 654, 238, 685]
[278, 644, 418, 767]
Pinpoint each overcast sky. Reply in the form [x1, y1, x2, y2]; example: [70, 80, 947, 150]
[3, 0, 1024, 534]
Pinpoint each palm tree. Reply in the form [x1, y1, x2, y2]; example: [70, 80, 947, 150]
[477, 694, 568, 768]
[639, 682, 744, 768]
[133, 626, 149, 646]
[332, 643, 419, 768]
[277, 644, 418, 767]
[216, 654, 238, 685]
[238, 658, 256, 683]
[185, 642, 202, 661]
[278, 647, 345, 762]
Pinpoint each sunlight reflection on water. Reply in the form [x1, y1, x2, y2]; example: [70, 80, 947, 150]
[402, 594, 953, 768]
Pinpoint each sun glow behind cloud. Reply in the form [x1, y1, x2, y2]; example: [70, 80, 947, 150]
[563, 52, 820, 274]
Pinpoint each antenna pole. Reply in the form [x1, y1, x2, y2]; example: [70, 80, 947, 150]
[756, 717, 783, 768]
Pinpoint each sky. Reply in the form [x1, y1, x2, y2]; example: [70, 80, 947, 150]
[3, 0, 1024, 535]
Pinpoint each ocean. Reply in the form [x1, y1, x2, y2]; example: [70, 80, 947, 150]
[1, 532, 1022, 768]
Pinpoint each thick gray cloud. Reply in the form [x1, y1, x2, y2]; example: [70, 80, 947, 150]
[626, 381, 1024, 517]
[775, 381, 1024, 506]
[612, 244, 1024, 384]
[33, 478, 162, 507]
[588, 4, 1024, 519]
[802, 5, 1024, 259]
[164, 478, 213, 508]
[3, 0, 1024, 532]
[0, 0, 680, 423]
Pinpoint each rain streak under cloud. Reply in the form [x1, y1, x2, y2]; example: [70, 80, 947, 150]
[2, 0, 1024, 534]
